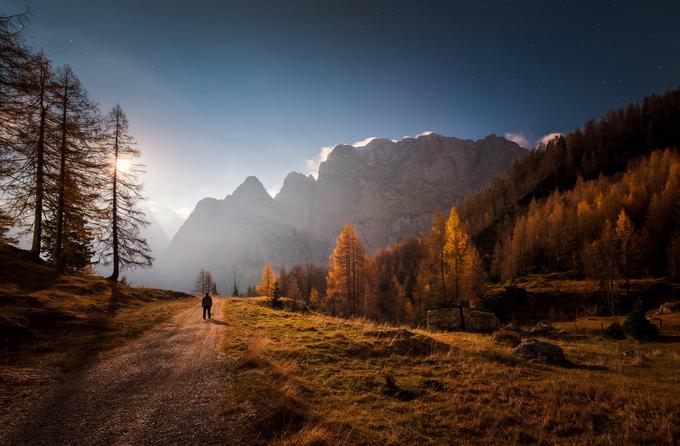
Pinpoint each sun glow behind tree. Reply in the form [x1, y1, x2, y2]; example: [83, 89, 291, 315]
[116, 158, 130, 173]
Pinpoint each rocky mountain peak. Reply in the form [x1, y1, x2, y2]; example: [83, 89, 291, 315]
[229, 176, 272, 203]
[152, 132, 527, 291]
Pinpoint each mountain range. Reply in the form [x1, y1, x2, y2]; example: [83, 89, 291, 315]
[138, 133, 526, 291]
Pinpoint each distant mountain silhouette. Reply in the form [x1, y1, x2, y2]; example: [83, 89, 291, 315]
[140, 133, 526, 290]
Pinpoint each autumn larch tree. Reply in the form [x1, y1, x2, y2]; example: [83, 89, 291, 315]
[99, 104, 152, 281]
[443, 206, 484, 329]
[428, 210, 448, 306]
[257, 263, 275, 297]
[326, 223, 368, 317]
[615, 209, 636, 296]
[43, 65, 100, 271]
[1, 48, 55, 257]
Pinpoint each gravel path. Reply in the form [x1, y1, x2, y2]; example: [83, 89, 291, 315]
[5, 298, 233, 445]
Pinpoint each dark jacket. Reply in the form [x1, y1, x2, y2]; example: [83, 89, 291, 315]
[202, 295, 213, 307]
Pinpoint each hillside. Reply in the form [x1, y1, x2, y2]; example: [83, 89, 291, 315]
[219, 298, 680, 445]
[145, 133, 525, 291]
[0, 244, 193, 438]
[462, 88, 680, 261]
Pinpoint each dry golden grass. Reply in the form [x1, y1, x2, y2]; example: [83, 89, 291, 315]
[220, 298, 680, 445]
[1, 271, 192, 368]
[0, 244, 193, 409]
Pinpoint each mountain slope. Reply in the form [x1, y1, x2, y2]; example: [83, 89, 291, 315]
[148, 133, 526, 291]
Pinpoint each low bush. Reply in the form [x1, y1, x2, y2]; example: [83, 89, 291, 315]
[603, 321, 626, 340]
[623, 300, 660, 341]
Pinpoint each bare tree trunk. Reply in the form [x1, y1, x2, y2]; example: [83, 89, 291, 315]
[31, 62, 47, 258]
[54, 75, 68, 272]
[110, 111, 120, 281]
[439, 246, 447, 305]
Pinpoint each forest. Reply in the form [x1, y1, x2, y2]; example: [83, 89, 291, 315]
[0, 14, 152, 280]
[245, 89, 680, 327]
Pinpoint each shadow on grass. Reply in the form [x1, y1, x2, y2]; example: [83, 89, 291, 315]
[656, 334, 680, 343]
[209, 319, 229, 326]
[566, 362, 608, 371]
[6, 279, 130, 444]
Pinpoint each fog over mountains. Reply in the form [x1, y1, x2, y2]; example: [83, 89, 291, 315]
[135, 133, 526, 291]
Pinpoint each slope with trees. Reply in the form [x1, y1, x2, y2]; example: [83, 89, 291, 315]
[462, 88, 680, 260]
[0, 13, 153, 280]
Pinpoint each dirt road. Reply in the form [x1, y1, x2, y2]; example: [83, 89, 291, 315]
[5, 298, 233, 445]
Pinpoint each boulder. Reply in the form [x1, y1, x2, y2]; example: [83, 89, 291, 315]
[659, 302, 680, 314]
[513, 339, 567, 364]
[465, 309, 501, 333]
[528, 322, 555, 335]
[360, 329, 450, 357]
[527, 322, 568, 338]
[427, 308, 463, 331]
[426, 308, 500, 332]
[502, 322, 523, 333]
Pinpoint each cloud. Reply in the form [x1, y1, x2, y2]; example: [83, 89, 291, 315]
[504, 132, 531, 149]
[305, 145, 334, 179]
[305, 130, 438, 177]
[504, 131, 563, 149]
[537, 132, 563, 146]
[352, 136, 380, 147]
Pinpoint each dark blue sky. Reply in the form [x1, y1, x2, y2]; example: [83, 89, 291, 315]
[2, 0, 679, 221]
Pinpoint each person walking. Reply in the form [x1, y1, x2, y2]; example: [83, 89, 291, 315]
[201, 292, 213, 320]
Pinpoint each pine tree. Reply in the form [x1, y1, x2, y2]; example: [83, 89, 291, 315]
[278, 262, 287, 297]
[270, 280, 281, 308]
[99, 105, 152, 281]
[232, 271, 239, 296]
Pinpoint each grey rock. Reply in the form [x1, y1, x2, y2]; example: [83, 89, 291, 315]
[513, 339, 567, 364]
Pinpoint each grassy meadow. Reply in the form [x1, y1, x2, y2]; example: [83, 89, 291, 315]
[219, 297, 680, 446]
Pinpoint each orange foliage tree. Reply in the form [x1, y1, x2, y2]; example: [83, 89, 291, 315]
[256, 263, 275, 297]
[326, 224, 368, 317]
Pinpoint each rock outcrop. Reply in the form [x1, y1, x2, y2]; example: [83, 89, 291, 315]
[426, 308, 500, 333]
